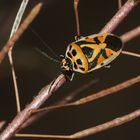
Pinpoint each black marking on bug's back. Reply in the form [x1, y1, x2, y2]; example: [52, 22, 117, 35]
[72, 49, 77, 56]
[105, 35, 123, 51]
[101, 49, 108, 59]
[94, 37, 101, 44]
[76, 59, 82, 65]
[101, 62, 104, 66]
[75, 41, 96, 46]
[88, 58, 98, 70]
[88, 51, 102, 70]
[82, 47, 94, 59]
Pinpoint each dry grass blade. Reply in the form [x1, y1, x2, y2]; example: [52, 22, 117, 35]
[16, 109, 140, 139]
[0, 2, 43, 64]
[33, 75, 140, 113]
[8, 0, 29, 113]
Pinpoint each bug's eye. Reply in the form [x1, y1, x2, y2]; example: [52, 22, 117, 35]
[71, 49, 77, 56]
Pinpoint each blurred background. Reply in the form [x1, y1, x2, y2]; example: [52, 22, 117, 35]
[0, 0, 140, 139]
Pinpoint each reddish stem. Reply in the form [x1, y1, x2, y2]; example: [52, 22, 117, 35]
[0, 74, 66, 140]
[100, 0, 139, 33]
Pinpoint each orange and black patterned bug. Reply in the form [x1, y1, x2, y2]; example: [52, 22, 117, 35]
[61, 33, 123, 80]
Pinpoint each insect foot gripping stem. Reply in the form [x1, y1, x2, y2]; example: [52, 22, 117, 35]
[75, 35, 83, 41]
[62, 70, 75, 81]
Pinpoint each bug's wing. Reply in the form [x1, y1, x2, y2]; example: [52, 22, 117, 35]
[88, 34, 123, 72]
[88, 46, 122, 72]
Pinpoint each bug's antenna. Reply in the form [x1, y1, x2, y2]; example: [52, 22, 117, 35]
[35, 48, 60, 63]
[29, 26, 59, 61]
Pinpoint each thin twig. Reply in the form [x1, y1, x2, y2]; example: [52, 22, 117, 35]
[100, 0, 139, 33]
[56, 79, 99, 105]
[20, 79, 98, 129]
[0, 74, 66, 140]
[118, 0, 123, 9]
[0, 2, 43, 64]
[0, 121, 6, 131]
[122, 51, 140, 58]
[74, 0, 80, 37]
[33, 75, 140, 113]
[8, 55, 21, 112]
[121, 26, 140, 43]
[120, 26, 140, 58]
[16, 109, 140, 139]
[8, 0, 29, 113]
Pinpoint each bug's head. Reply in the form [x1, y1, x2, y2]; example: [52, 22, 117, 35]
[60, 55, 74, 81]
[60, 55, 73, 71]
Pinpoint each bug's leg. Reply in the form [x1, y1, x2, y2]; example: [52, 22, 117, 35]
[63, 70, 75, 81]
[73, 0, 80, 37]
[104, 64, 111, 68]
[70, 72, 75, 81]
[73, 0, 84, 41]
[74, 35, 83, 41]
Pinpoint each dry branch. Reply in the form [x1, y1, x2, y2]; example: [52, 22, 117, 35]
[20, 79, 98, 129]
[100, 0, 139, 33]
[16, 109, 140, 139]
[33, 75, 140, 113]
[0, 74, 66, 140]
